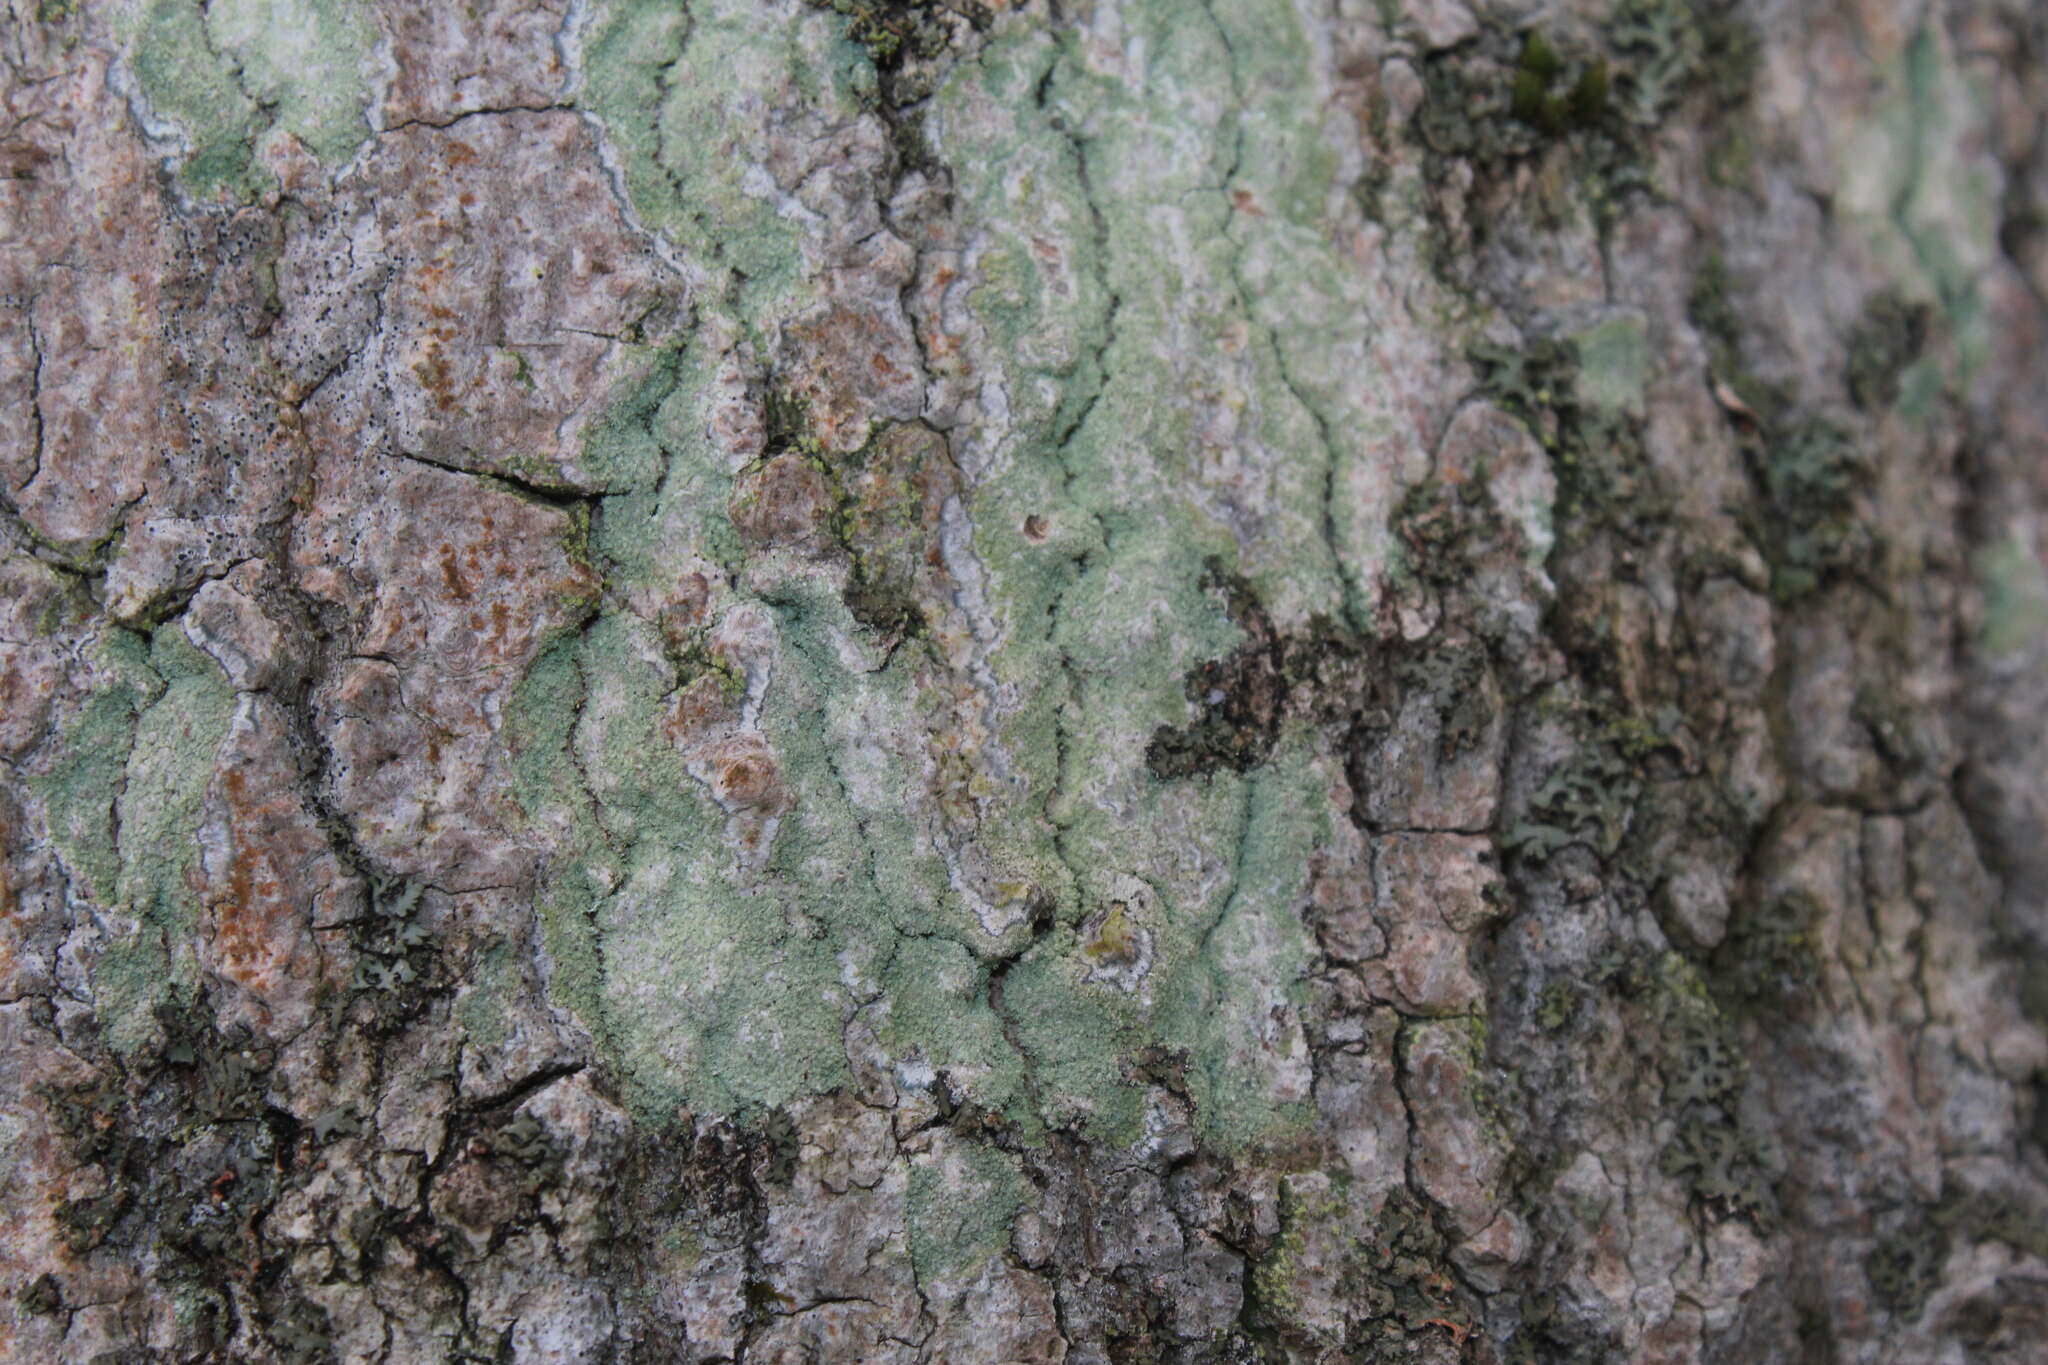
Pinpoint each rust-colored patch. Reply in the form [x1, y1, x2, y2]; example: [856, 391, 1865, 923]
[730, 453, 833, 553]
[778, 302, 924, 453]
[199, 730, 341, 1041]
[700, 733, 795, 830]
[663, 674, 741, 752]
[414, 345, 458, 411]
[439, 543, 472, 600]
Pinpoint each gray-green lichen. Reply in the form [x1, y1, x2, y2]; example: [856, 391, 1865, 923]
[122, 0, 375, 196]
[526, 0, 1392, 1151]
[54, 627, 239, 1053]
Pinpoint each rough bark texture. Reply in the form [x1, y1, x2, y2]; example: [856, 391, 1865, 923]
[3, 0, 2046, 1361]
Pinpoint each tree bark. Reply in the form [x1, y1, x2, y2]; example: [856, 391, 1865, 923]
[3, 0, 2046, 1360]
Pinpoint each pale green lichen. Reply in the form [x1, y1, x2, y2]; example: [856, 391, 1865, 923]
[1833, 23, 2000, 383]
[1570, 312, 1650, 419]
[47, 626, 239, 1053]
[124, 0, 374, 197]
[30, 630, 157, 904]
[522, 0, 1392, 1149]
[582, 0, 855, 318]
[1975, 528, 2048, 661]
[906, 1139, 1030, 1282]
[116, 628, 237, 941]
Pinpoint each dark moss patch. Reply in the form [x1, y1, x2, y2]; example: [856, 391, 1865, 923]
[1867, 1215, 1947, 1319]
[1507, 1287, 1622, 1363]
[1509, 31, 1613, 138]
[808, 0, 992, 107]
[1695, 2, 1763, 110]
[1341, 1188, 1473, 1358]
[1247, 1180, 1471, 1358]
[32, 996, 355, 1355]
[1470, 337, 1661, 541]
[1393, 474, 1510, 589]
[1577, 947, 1779, 1227]
[740, 402, 962, 646]
[1146, 562, 1293, 779]
[1418, 639, 1498, 761]
[1412, 2, 1760, 291]
[348, 874, 438, 1019]
[1747, 416, 1872, 601]
[1688, 252, 1792, 424]
[828, 422, 959, 643]
[1688, 256, 1880, 601]
[1503, 732, 1639, 864]
[1536, 979, 1585, 1032]
[1407, 26, 1632, 277]
[1145, 560, 1378, 780]
[17, 1271, 61, 1315]
[260, 1297, 338, 1364]
[1845, 289, 1933, 411]
[1415, 29, 1615, 166]
[1852, 684, 1934, 779]
[754, 1107, 802, 1186]
[1715, 890, 1823, 1006]
[1654, 1002, 1778, 1225]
